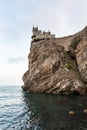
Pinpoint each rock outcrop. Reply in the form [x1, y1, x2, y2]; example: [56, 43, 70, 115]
[22, 26, 87, 95]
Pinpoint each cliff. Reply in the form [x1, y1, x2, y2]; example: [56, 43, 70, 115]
[22, 26, 87, 95]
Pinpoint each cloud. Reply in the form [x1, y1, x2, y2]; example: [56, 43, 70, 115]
[0, 62, 28, 85]
[8, 57, 25, 64]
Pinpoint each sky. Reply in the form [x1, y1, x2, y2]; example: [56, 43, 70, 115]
[0, 0, 87, 85]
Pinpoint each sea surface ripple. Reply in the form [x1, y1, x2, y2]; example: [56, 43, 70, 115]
[0, 86, 87, 130]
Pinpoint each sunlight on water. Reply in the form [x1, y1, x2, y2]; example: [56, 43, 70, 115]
[0, 86, 87, 130]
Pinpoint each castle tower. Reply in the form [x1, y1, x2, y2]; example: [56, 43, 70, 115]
[32, 26, 38, 33]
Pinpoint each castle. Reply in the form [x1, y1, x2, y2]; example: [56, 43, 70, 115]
[32, 26, 55, 42]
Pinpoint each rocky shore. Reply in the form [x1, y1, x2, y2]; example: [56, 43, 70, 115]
[22, 26, 87, 95]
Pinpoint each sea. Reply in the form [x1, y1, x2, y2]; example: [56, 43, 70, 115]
[0, 86, 87, 130]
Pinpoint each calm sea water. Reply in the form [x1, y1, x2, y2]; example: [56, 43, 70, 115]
[0, 86, 87, 130]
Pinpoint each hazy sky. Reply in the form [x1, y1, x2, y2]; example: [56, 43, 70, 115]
[0, 0, 87, 85]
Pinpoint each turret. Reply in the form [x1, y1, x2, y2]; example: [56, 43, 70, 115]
[32, 26, 38, 33]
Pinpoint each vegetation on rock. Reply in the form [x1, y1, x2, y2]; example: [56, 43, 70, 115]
[66, 63, 72, 70]
[71, 36, 81, 50]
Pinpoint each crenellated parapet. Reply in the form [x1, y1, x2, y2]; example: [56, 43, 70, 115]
[32, 26, 55, 42]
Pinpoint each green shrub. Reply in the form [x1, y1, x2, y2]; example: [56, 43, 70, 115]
[71, 36, 81, 50]
[66, 63, 72, 70]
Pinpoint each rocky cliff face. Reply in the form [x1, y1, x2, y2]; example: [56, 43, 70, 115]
[22, 26, 87, 95]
